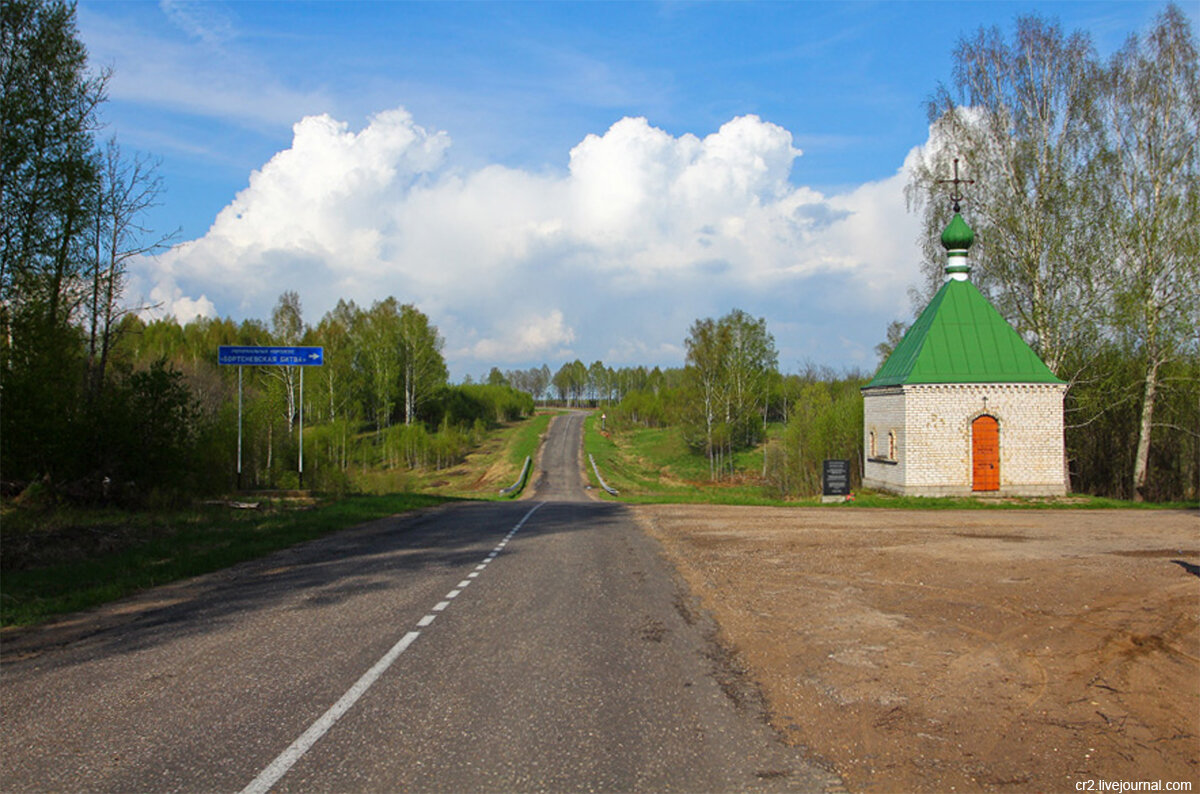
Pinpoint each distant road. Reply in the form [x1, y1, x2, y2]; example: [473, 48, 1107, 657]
[1, 411, 836, 792]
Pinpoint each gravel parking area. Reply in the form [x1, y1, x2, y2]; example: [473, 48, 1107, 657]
[636, 506, 1199, 792]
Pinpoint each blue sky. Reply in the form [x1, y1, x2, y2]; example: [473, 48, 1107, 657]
[77, 1, 1180, 380]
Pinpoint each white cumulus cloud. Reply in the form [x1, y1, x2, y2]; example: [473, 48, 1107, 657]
[137, 107, 926, 376]
[463, 310, 577, 362]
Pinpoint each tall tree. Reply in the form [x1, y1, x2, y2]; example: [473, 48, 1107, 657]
[683, 309, 778, 479]
[1, 0, 107, 480]
[398, 303, 447, 425]
[721, 309, 778, 446]
[906, 14, 1104, 375]
[587, 360, 610, 403]
[684, 316, 729, 480]
[1092, 4, 1200, 500]
[86, 137, 173, 397]
[314, 299, 359, 423]
[357, 297, 402, 430]
[1, 0, 107, 332]
[269, 290, 304, 431]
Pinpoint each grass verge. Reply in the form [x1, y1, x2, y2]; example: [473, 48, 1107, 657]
[510, 412, 552, 467]
[0, 493, 457, 629]
[584, 414, 784, 505]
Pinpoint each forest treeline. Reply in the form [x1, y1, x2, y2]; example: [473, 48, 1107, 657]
[6, 289, 534, 499]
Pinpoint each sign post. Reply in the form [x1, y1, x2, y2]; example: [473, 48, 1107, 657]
[218, 346, 324, 490]
[822, 459, 851, 503]
[237, 365, 243, 489]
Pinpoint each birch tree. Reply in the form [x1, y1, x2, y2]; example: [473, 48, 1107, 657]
[358, 297, 402, 431]
[269, 290, 303, 431]
[398, 303, 447, 425]
[906, 14, 1104, 375]
[684, 316, 727, 480]
[1093, 4, 1199, 500]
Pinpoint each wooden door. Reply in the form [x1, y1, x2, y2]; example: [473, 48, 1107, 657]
[972, 415, 999, 491]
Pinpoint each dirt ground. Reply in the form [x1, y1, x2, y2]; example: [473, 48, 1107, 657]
[635, 506, 1200, 793]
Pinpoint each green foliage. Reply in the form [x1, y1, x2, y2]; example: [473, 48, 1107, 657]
[681, 308, 778, 480]
[1, 0, 107, 333]
[425, 383, 534, 428]
[89, 360, 201, 489]
[765, 376, 866, 498]
[1063, 345, 1199, 501]
[1, 315, 85, 481]
[612, 388, 675, 428]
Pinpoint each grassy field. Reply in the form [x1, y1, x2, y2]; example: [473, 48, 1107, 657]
[0, 493, 455, 628]
[583, 412, 789, 505]
[583, 412, 1196, 510]
[1, 412, 554, 628]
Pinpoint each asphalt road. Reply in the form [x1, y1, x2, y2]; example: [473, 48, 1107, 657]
[1, 411, 838, 793]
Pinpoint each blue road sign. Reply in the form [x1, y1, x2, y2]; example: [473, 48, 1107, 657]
[218, 346, 324, 366]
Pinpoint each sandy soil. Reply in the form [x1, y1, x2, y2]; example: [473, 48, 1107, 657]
[635, 506, 1200, 793]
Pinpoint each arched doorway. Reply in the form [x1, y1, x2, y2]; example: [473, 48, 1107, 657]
[972, 415, 1000, 491]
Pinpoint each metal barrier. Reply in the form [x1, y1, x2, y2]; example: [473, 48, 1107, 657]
[499, 456, 532, 496]
[588, 454, 619, 496]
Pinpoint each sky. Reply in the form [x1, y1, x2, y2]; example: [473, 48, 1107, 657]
[75, 0, 1180, 381]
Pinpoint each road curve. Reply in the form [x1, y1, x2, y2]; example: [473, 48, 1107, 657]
[1, 411, 838, 792]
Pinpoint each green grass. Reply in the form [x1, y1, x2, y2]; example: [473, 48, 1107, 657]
[841, 491, 1197, 510]
[584, 414, 787, 505]
[510, 412, 551, 466]
[1, 492, 456, 628]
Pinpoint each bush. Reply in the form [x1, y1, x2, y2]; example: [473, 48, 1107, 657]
[765, 377, 865, 498]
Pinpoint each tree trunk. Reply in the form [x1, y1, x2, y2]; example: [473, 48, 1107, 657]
[1131, 358, 1160, 502]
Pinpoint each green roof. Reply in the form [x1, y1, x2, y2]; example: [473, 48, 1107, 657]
[866, 279, 1064, 388]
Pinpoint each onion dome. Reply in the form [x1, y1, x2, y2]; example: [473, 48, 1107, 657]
[941, 213, 975, 251]
[940, 213, 974, 279]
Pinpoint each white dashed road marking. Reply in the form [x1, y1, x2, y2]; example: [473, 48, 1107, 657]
[240, 501, 546, 794]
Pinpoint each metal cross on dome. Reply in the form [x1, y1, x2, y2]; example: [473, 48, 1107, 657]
[937, 158, 975, 213]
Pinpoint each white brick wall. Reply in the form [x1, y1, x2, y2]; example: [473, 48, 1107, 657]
[863, 383, 1067, 497]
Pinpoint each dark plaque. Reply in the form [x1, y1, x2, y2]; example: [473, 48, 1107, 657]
[822, 459, 851, 496]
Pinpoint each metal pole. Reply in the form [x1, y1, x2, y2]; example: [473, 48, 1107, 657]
[237, 365, 243, 490]
[298, 366, 304, 489]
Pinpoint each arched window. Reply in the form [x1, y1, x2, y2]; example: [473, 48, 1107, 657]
[868, 431, 877, 458]
[887, 430, 897, 460]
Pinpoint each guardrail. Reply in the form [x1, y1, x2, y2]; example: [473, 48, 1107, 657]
[588, 453, 619, 496]
[499, 456, 532, 497]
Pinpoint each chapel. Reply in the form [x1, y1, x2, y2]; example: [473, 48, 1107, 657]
[860, 199, 1068, 497]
